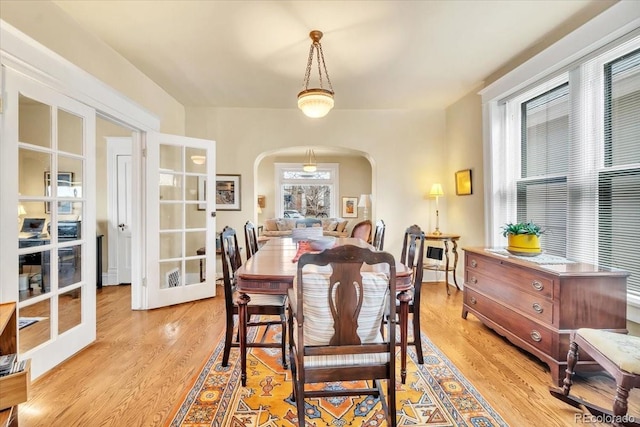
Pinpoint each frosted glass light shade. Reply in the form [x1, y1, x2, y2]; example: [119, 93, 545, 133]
[298, 89, 334, 118]
[191, 155, 206, 165]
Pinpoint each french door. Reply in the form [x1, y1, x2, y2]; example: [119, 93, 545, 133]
[144, 132, 217, 309]
[2, 67, 96, 378]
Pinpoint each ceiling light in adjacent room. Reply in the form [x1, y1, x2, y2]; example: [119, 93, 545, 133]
[191, 155, 206, 165]
[302, 149, 317, 172]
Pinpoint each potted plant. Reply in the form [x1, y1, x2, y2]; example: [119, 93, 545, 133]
[501, 221, 544, 256]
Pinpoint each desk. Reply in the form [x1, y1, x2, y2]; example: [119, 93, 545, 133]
[424, 233, 461, 293]
[19, 235, 103, 291]
[236, 237, 414, 385]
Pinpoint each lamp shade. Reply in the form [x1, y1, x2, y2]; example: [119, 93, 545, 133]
[257, 205, 262, 214]
[429, 183, 444, 198]
[191, 155, 206, 165]
[358, 194, 371, 208]
[18, 204, 26, 216]
[298, 89, 334, 118]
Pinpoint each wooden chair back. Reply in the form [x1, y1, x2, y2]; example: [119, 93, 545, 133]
[400, 224, 425, 285]
[372, 219, 386, 250]
[243, 221, 259, 260]
[290, 244, 397, 425]
[220, 226, 242, 308]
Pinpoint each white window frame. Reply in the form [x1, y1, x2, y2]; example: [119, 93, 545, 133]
[480, 3, 640, 320]
[274, 163, 339, 218]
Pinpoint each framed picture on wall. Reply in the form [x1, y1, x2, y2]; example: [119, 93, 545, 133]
[197, 175, 242, 211]
[216, 174, 241, 211]
[455, 169, 472, 196]
[342, 196, 358, 218]
[44, 171, 74, 214]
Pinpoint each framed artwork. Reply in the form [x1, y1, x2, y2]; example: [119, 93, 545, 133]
[197, 175, 242, 211]
[342, 196, 358, 218]
[44, 171, 74, 214]
[455, 169, 472, 196]
[216, 174, 241, 211]
[257, 195, 266, 209]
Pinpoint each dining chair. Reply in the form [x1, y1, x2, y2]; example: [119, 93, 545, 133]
[350, 219, 372, 243]
[372, 219, 386, 250]
[398, 225, 425, 365]
[288, 245, 397, 426]
[243, 220, 259, 260]
[219, 226, 288, 369]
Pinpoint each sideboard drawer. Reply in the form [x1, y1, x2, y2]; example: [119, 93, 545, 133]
[465, 288, 553, 355]
[466, 253, 554, 299]
[465, 269, 554, 324]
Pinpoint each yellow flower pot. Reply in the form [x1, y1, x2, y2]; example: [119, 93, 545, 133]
[507, 234, 541, 255]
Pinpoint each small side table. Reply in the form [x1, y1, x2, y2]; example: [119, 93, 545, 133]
[424, 233, 461, 294]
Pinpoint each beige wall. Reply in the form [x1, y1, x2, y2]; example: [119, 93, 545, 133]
[444, 86, 485, 277]
[186, 107, 446, 255]
[1, 1, 185, 134]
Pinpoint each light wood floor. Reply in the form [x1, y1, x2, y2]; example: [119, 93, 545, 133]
[19, 282, 639, 426]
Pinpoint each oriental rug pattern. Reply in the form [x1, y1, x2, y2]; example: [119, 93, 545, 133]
[168, 322, 507, 427]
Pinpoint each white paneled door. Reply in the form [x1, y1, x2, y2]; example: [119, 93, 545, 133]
[144, 133, 216, 309]
[3, 68, 96, 379]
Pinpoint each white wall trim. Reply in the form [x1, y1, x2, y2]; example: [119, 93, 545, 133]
[0, 20, 160, 132]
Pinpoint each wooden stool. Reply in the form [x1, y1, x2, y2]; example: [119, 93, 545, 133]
[550, 328, 640, 426]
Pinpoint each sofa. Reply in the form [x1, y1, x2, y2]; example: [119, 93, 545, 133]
[262, 217, 350, 238]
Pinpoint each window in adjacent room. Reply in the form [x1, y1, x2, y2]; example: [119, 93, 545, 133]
[275, 163, 339, 218]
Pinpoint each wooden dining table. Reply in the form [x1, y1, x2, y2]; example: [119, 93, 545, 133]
[235, 237, 415, 386]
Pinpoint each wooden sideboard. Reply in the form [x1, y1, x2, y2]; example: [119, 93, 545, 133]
[462, 247, 629, 386]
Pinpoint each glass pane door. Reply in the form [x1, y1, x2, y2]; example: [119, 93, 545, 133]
[145, 132, 216, 309]
[6, 68, 96, 379]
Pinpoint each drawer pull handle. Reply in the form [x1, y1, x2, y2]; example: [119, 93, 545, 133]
[531, 280, 544, 291]
[470, 296, 477, 305]
[471, 276, 478, 284]
[532, 303, 543, 314]
[530, 330, 542, 342]
[470, 260, 478, 268]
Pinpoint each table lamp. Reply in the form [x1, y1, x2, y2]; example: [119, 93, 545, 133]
[358, 194, 371, 220]
[429, 183, 444, 235]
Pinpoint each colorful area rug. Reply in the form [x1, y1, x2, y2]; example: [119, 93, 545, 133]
[167, 322, 507, 426]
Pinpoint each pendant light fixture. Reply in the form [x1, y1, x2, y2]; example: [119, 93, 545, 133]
[302, 149, 317, 172]
[298, 30, 334, 118]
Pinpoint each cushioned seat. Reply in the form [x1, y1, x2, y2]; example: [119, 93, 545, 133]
[551, 328, 640, 426]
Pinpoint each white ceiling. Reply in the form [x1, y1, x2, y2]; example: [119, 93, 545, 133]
[52, 0, 611, 111]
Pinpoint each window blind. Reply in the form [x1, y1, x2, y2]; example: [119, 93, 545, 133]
[599, 48, 640, 296]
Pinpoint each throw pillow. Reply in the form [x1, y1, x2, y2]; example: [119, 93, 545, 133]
[336, 220, 349, 233]
[276, 219, 289, 231]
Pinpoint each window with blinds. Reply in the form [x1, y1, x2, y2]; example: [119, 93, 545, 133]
[493, 37, 640, 298]
[599, 48, 640, 297]
[519, 84, 569, 257]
